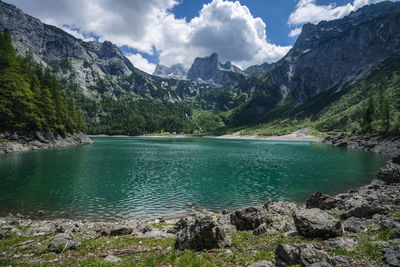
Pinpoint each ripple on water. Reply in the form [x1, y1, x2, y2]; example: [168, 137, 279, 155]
[0, 137, 389, 219]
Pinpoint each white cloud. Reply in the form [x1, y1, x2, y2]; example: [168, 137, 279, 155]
[5, 0, 291, 71]
[288, 27, 302, 38]
[288, 0, 390, 35]
[125, 53, 156, 74]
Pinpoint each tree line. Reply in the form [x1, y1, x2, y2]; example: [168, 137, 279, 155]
[0, 30, 85, 135]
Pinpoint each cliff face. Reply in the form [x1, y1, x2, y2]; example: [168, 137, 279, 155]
[268, 1, 400, 103]
[0, 0, 210, 101]
[186, 53, 244, 86]
[153, 64, 188, 80]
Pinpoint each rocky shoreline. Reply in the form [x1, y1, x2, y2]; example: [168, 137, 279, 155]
[0, 132, 93, 154]
[1, 158, 399, 266]
[322, 134, 400, 157]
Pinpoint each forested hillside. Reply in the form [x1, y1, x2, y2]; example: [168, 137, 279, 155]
[0, 30, 84, 134]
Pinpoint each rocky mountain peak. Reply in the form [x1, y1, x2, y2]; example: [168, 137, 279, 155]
[186, 53, 243, 86]
[153, 63, 188, 80]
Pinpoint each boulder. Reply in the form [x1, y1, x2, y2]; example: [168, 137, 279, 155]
[275, 243, 340, 267]
[174, 217, 226, 251]
[340, 199, 387, 219]
[293, 209, 343, 239]
[377, 163, 400, 184]
[342, 217, 369, 233]
[306, 192, 337, 210]
[168, 218, 188, 234]
[248, 260, 275, 267]
[328, 238, 358, 252]
[104, 255, 122, 263]
[109, 225, 133, 236]
[382, 244, 400, 267]
[230, 207, 272, 230]
[253, 223, 269, 235]
[48, 233, 81, 253]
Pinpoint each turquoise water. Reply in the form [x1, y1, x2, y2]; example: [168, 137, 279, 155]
[0, 137, 388, 219]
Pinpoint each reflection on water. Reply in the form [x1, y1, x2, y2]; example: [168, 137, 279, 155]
[0, 137, 388, 219]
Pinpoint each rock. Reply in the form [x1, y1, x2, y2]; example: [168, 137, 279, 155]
[37, 210, 45, 216]
[293, 208, 343, 239]
[382, 244, 400, 267]
[309, 263, 333, 267]
[104, 255, 122, 263]
[393, 156, 400, 164]
[230, 207, 272, 231]
[377, 163, 400, 184]
[222, 235, 233, 248]
[340, 199, 387, 219]
[174, 217, 226, 251]
[248, 260, 275, 267]
[328, 238, 358, 252]
[167, 218, 188, 234]
[253, 223, 269, 235]
[186, 202, 195, 208]
[109, 226, 133, 236]
[275, 244, 300, 266]
[0, 230, 4, 239]
[275, 244, 335, 267]
[137, 224, 152, 234]
[335, 141, 348, 148]
[342, 217, 369, 233]
[48, 233, 81, 253]
[306, 192, 337, 210]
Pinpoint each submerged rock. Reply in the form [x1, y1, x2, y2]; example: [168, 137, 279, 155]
[174, 217, 226, 251]
[230, 207, 272, 231]
[306, 192, 338, 210]
[293, 208, 343, 239]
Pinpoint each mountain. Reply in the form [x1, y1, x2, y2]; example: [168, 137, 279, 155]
[244, 62, 271, 75]
[0, 0, 212, 102]
[186, 53, 244, 86]
[153, 63, 187, 80]
[231, 1, 400, 124]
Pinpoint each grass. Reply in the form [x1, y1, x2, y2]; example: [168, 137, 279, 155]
[150, 222, 172, 230]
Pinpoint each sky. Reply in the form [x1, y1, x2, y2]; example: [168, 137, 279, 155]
[4, 0, 395, 73]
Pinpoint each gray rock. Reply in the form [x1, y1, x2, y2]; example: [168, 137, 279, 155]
[342, 217, 369, 233]
[382, 245, 400, 267]
[109, 225, 133, 236]
[248, 260, 275, 267]
[222, 235, 233, 248]
[253, 223, 269, 235]
[328, 238, 358, 252]
[378, 163, 400, 184]
[275, 244, 300, 266]
[48, 233, 81, 253]
[275, 243, 335, 267]
[137, 224, 152, 234]
[167, 218, 188, 234]
[309, 263, 333, 267]
[186, 53, 243, 86]
[293, 208, 343, 239]
[174, 217, 226, 251]
[153, 63, 187, 80]
[306, 192, 337, 210]
[230, 207, 272, 231]
[340, 199, 387, 219]
[104, 255, 122, 263]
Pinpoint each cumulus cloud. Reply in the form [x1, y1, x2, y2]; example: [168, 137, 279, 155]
[125, 53, 157, 74]
[5, 0, 291, 73]
[287, 0, 391, 37]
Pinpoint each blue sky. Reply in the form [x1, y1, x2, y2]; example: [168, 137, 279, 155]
[6, 0, 391, 73]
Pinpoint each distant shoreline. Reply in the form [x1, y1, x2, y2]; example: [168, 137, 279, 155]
[89, 130, 323, 142]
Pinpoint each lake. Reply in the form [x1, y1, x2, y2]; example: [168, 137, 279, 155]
[0, 137, 388, 219]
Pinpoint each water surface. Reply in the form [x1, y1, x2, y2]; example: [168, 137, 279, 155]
[0, 137, 388, 219]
